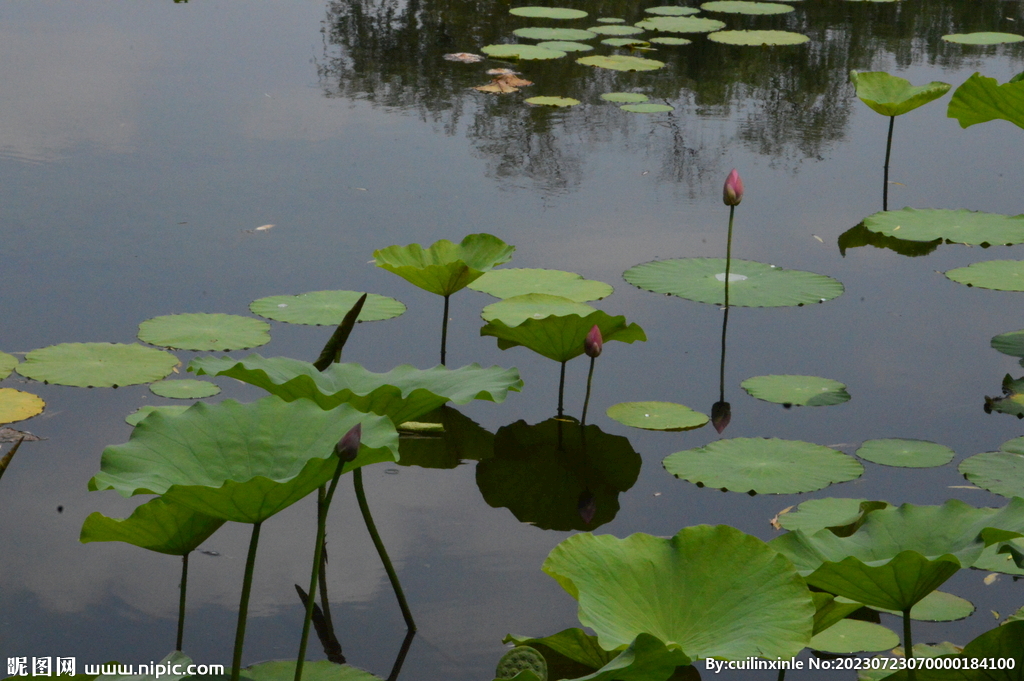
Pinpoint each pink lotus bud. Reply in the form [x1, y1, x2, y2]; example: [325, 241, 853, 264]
[723, 169, 743, 206]
[584, 325, 603, 359]
[335, 423, 362, 462]
[711, 401, 731, 434]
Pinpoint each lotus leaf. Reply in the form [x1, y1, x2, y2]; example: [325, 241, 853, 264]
[984, 374, 1024, 417]
[138, 313, 270, 351]
[741, 374, 850, 407]
[624, 258, 844, 307]
[525, 96, 581, 107]
[481, 294, 597, 325]
[397, 406, 494, 469]
[605, 401, 708, 431]
[513, 27, 597, 41]
[838, 222, 941, 258]
[17, 343, 179, 388]
[126, 405, 190, 426]
[80, 496, 224, 556]
[862, 208, 1024, 246]
[601, 38, 650, 47]
[943, 32, 1024, 45]
[597, 18, 626, 23]
[373, 234, 515, 297]
[542, 525, 816, 658]
[586, 25, 644, 36]
[877, 621, 1024, 681]
[634, 16, 725, 33]
[850, 71, 952, 117]
[701, 1, 794, 14]
[948, 72, 1024, 130]
[992, 330, 1024, 358]
[190, 354, 522, 425]
[88, 397, 399, 523]
[249, 290, 406, 325]
[600, 93, 649, 103]
[240, 660, 383, 681]
[708, 30, 810, 45]
[648, 37, 692, 45]
[855, 438, 954, 468]
[565, 634, 692, 681]
[480, 310, 646, 363]
[644, 6, 701, 15]
[576, 55, 665, 71]
[811, 593, 864, 635]
[974, 539, 1024, 576]
[481, 44, 567, 60]
[959, 438, 1024, 498]
[510, 6, 588, 19]
[621, 103, 674, 113]
[807, 551, 962, 612]
[664, 438, 863, 494]
[0, 389, 45, 424]
[859, 643, 967, 681]
[947, 261, 1024, 291]
[777, 497, 892, 534]
[873, 591, 975, 622]
[0, 351, 16, 380]
[149, 379, 221, 399]
[536, 41, 593, 52]
[809, 619, 899, 653]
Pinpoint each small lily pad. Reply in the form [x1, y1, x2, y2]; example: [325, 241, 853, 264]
[959, 438, 1024, 498]
[126, 405, 191, 426]
[942, 32, 1024, 45]
[873, 590, 976, 622]
[946, 260, 1024, 291]
[648, 36, 693, 45]
[701, 1, 795, 14]
[513, 27, 598, 41]
[634, 16, 726, 32]
[855, 438, 954, 468]
[602, 38, 651, 47]
[510, 6, 588, 19]
[576, 55, 665, 71]
[708, 30, 810, 45]
[0, 388, 45, 424]
[17, 343, 179, 388]
[597, 17, 626, 23]
[0, 352, 17, 381]
[777, 497, 890, 533]
[250, 291, 406, 325]
[525, 96, 581, 107]
[664, 438, 864, 494]
[644, 6, 701, 15]
[587, 24, 645, 36]
[601, 92, 649, 103]
[469, 269, 613, 301]
[138, 313, 270, 351]
[863, 208, 1024, 246]
[149, 379, 221, 400]
[621, 103, 674, 113]
[606, 401, 708, 431]
[741, 375, 850, 407]
[850, 71, 951, 117]
[809, 619, 899, 654]
[991, 330, 1024, 358]
[536, 40, 593, 52]
[481, 44, 567, 60]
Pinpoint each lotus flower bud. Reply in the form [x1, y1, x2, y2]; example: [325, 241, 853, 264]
[723, 169, 743, 207]
[577, 488, 597, 525]
[711, 401, 731, 434]
[335, 423, 362, 462]
[584, 325, 603, 359]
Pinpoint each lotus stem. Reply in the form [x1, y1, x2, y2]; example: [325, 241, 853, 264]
[778, 670, 786, 681]
[176, 553, 189, 651]
[719, 205, 735, 403]
[231, 521, 262, 681]
[557, 361, 567, 418]
[724, 205, 735, 309]
[903, 607, 915, 681]
[387, 628, 416, 681]
[0, 436, 26, 483]
[440, 295, 450, 366]
[883, 115, 895, 211]
[581, 357, 596, 426]
[316, 487, 335, 635]
[354, 467, 416, 631]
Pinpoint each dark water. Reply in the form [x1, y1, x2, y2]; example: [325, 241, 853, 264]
[2, 1, 1024, 678]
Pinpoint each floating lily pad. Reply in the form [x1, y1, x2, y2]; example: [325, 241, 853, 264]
[80, 496, 224, 556]
[525, 96, 581, 107]
[601, 38, 651, 47]
[984, 374, 1024, 418]
[587, 24, 644, 36]
[138, 313, 270, 351]
[809, 619, 898, 654]
[946, 260, 1024, 291]
[948, 73, 1024, 130]
[125, 405, 191, 426]
[481, 309, 646, 363]
[576, 55, 665, 71]
[862, 208, 1024, 246]
[597, 17, 626, 23]
[850, 71, 951, 117]
[510, 6, 588, 19]
[0, 352, 16, 381]
[373, 234, 515, 297]
[838, 221, 941, 257]
[855, 438, 954, 468]
[874, 590, 975, 622]
[536, 40, 593, 52]
[701, 1, 794, 14]
[644, 6, 701, 15]
[17, 343, 179, 388]
[664, 438, 863, 494]
[472, 270, 614, 302]
[514, 27, 598, 41]
[777, 497, 891, 534]
[0, 388, 45, 424]
[991, 330, 1024, 357]
[634, 16, 726, 32]
[959, 438, 1024, 498]
[624, 258, 845, 307]
[708, 30, 809, 45]
[249, 291, 406, 326]
[741, 375, 850, 407]
[942, 32, 1024, 45]
[481, 44, 567, 60]
[621, 103, 674, 113]
[482, 294, 596, 325]
[606, 401, 708, 431]
[600, 92, 649, 103]
[648, 36, 693, 45]
[149, 379, 221, 400]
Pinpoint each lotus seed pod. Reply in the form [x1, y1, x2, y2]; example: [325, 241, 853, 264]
[495, 646, 548, 680]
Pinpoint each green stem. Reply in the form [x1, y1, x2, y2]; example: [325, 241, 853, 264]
[778, 669, 786, 681]
[719, 205, 735, 403]
[724, 205, 735, 309]
[581, 357, 596, 426]
[316, 486, 334, 635]
[354, 468, 416, 631]
[440, 295, 450, 366]
[883, 115, 894, 211]
[176, 553, 189, 651]
[231, 521, 263, 681]
[904, 607, 916, 681]
[557, 361, 567, 418]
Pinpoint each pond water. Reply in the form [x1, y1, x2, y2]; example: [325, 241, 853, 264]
[2, 0, 1024, 679]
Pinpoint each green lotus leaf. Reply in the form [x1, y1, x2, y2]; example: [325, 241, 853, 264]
[513, 27, 598, 41]
[525, 96, 581, 107]
[0, 351, 16, 381]
[875, 621, 1024, 681]
[741, 375, 850, 407]
[664, 438, 863, 494]
[850, 71, 952, 117]
[811, 593, 863, 635]
[855, 438, 954, 468]
[809, 619, 899, 653]
[943, 32, 1024, 45]
[596, 17, 626, 23]
[621, 103, 674, 113]
[373, 234, 515, 298]
[873, 590, 975, 622]
[566, 634, 692, 681]
[959, 438, 1024, 498]
[586, 25, 644, 36]
[601, 38, 651, 47]
[605, 401, 708, 431]
[648, 36, 693, 45]
[249, 291, 406, 326]
[504, 629, 617, 675]
[482, 294, 597, 325]
[138, 313, 270, 352]
[974, 539, 1024, 576]
[481, 310, 646, 363]
[88, 397, 399, 524]
[576, 55, 665, 71]
[190, 354, 522, 425]
[777, 497, 892, 534]
[80, 496, 224, 556]
[643, 6, 701, 15]
[476, 419, 640, 531]
[542, 525, 816, 658]
[239, 660, 383, 681]
[17, 343, 179, 388]
[126, 405, 191, 426]
[510, 6, 588, 19]
[624, 258, 845, 307]
[858, 643, 967, 681]
[838, 221, 941, 257]
[863, 208, 1024, 246]
[397, 406, 494, 469]
[948, 72, 1024, 130]
[947, 261, 1024, 291]
[0, 389, 45, 424]
[600, 92, 649, 103]
[985, 375, 1024, 418]
[634, 16, 725, 32]
[1008, 605, 1024, 624]
[481, 44, 567, 60]
[709, 30, 809, 45]
[536, 41, 593, 52]
[701, 1, 794, 14]
[992, 330, 1024, 358]
[807, 551, 962, 612]
[149, 379, 221, 399]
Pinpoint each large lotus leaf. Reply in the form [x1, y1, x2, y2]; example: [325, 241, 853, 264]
[856, 438, 955, 468]
[481, 294, 597, 325]
[838, 221, 941, 257]
[481, 44, 567, 60]
[624, 258, 844, 307]
[949, 261, 1024, 291]
[877, 621, 1024, 681]
[17, 343, 179, 388]
[943, 32, 1024, 45]
[874, 590, 975, 622]
[138, 313, 270, 351]
[397, 406, 494, 469]
[88, 397, 399, 524]
[470, 272, 607, 305]
[566, 634, 692, 681]
[850, 71, 951, 117]
[605, 401, 708, 431]
[504, 629, 617, 676]
[948, 73, 1024, 130]
[476, 418, 640, 531]
[239, 660, 383, 681]
[190, 354, 521, 424]
[80, 496, 224, 556]
[702, 1, 794, 13]
[664, 438, 863, 494]
[741, 375, 850, 407]
[709, 30, 809, 45]
[777, 497, 892, 534]
[576, 55, 665, 71]
[513, 27, 597, 41]
[510, 6, 588, 19]
[0, 389, 45, 424]
[863, 208, 1024, 246]
[809, 619, 899, 654]
[481, 310, 646, 363]
[0, 351, 16, 380]
[644, 6, 701, 15]
[542, 525, 816, 659]
[150, 379, 221, 399]
[249, 291, 406, 325]
[372, 234, 515, 297]
[804, 551, 962, 612]
[634, 16, 725, 33]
